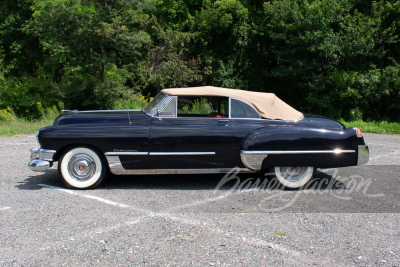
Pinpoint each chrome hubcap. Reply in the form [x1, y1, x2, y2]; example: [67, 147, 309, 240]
[68, 154, 96, 181]
[279, 166, 309, 182]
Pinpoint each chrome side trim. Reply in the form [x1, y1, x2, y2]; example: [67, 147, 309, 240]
[240, 149, 357, 171]
[150, 152, 216, 156]
[105, 156, 254, 175]
[105, 152, 149, 156]
[104, 152, 215, 156]
[62, 109, 142, 115]
[357, 145, 369, 165]
[241, 149, 356, 155]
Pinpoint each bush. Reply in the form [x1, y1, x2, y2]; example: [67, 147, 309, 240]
[113, 93, 151, 110]
[60, 64, 127, 110]
[0, 76, 58, 120]
[0, 107, 15, 122]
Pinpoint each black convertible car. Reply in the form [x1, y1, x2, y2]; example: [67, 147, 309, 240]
[28, 86, 369, 189]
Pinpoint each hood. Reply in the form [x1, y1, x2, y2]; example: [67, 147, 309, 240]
[54, 109, 149, 126]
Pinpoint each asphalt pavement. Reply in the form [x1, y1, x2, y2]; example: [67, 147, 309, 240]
[0, 133, 399, 266]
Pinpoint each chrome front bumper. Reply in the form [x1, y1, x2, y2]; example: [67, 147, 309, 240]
[357, 145, 369, 165]
[28, 148, 56, 171]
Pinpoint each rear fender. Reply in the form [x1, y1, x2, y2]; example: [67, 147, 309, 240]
[241, 126, 362, 170]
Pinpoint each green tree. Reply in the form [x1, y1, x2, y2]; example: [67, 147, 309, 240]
[27, 0, 155, 109]
[127, 23, 202, 94]
[191, 0, 251, 88]
[256, 0, 400, 120]
[0, 0, 43, 77]
[0, 0, 398, 121]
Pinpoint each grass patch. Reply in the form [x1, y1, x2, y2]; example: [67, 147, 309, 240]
[0, 106, 57, 136]
[0, 117, 54, 136]
[340, 120, 400, 135]
[275, 231, 286, 237]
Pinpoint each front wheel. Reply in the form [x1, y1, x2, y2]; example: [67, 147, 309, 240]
[58, 147, 106, 189]
[272, 166, 315, 189]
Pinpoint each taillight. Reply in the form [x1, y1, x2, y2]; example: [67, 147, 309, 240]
[355, 127, 363, 137]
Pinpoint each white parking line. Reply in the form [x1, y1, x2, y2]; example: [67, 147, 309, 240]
[38, 183, 301, 257]
[0, 207, 11, 211]
[39, 184, 130, 208]
[39, 216, 150, 251]
[164, 213, 301, 256]
[39, 184, 163, 216]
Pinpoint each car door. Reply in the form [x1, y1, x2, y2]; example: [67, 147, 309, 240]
[230, 98, 269, 167]
[148, 96, 234, 169]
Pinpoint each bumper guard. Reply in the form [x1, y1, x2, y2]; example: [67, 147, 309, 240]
[28, 148, 56, 171]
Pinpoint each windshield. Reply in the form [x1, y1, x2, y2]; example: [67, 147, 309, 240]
[143, 92, 169, 116]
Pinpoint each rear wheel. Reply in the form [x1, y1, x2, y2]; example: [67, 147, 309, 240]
[272, 166, 315, 189]
[58, 147, 106, 189]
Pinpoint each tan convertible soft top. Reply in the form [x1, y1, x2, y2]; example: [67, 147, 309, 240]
[161, 86, 303, 121]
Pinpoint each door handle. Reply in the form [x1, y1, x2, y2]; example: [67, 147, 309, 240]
[218, 120, 229, 126]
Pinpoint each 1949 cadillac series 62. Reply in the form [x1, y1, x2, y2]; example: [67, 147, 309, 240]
[28, 86, 369, 189]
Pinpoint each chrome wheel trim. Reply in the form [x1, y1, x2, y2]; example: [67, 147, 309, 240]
[60, 147, 103, 189]
[67, 153, 96, 181]
[274, 166, 314, 189]
[278, 166, 310, 182]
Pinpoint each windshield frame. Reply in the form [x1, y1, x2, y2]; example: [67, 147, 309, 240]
[143, 92, 171, 117]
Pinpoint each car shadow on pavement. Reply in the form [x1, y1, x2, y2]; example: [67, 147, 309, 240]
[17, 169, 346, 191]
[16, 170, 62, 190]
[98, 169, 346, 191]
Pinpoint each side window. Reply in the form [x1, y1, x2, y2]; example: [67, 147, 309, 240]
[177, 96, 229, 118]
[231, 98, 260, 118]
[158, 96, 177, 117]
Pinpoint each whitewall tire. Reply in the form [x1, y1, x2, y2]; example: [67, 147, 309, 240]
[58, 147, 106, 189]
[273, 166, 315, 189]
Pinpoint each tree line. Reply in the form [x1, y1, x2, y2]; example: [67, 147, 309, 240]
[0, 0, 399, 121]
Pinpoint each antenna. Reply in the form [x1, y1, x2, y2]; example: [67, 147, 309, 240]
[123, 89, 132, 125]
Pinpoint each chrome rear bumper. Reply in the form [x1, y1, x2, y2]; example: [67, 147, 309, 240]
[28, 148, 56, 171]
[357, 145, 369, 165]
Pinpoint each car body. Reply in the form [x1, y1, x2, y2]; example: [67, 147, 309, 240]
[28, 86, 369, 189]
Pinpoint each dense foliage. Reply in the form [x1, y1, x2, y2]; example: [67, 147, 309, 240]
[0, 0, 399, 121]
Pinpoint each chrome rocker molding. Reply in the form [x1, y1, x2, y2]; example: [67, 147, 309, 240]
[105, 156, 254, 175]
[28, 147, 56, 171]
[104, 152, 215, 156]
[357, 145, 369, 165]
[240, 149, 357, 171]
